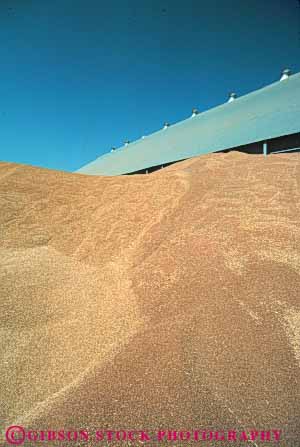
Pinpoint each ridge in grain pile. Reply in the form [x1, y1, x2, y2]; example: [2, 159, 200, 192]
[0, 152, 299, 445]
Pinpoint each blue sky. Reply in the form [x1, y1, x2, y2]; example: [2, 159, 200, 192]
[0, 0, 299, 172]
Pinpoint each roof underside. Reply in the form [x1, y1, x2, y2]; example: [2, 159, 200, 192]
[77, 72, 300, 176]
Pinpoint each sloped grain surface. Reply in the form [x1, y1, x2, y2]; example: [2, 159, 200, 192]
[0, 153, 299, 445]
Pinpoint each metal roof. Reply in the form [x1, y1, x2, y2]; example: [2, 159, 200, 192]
[76, 72, 300, 176]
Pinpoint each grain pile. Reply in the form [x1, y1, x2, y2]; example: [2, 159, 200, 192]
[0, 152, 299, 446]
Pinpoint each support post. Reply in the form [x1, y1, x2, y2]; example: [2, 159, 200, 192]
[263, 142, 268, 157]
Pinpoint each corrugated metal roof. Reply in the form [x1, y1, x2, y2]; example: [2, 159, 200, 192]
[76, 72, 300, 176]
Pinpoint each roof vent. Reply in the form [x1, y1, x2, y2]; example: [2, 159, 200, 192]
[141, 135, 145, 139]
[228, 92, 237, 103]
[124, 140, 130, 146]
[191, 108, 199, 117]
[163, 122, 170, 129]
[280, 68, 292, 81]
